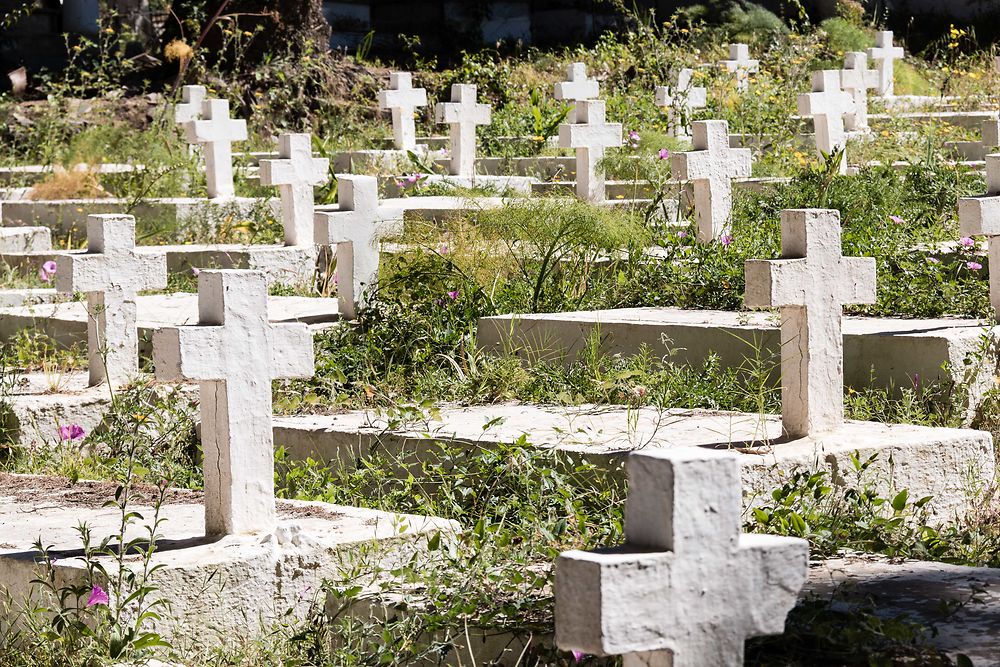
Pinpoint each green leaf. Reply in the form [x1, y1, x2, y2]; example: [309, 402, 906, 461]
[891, 490, 909, 512]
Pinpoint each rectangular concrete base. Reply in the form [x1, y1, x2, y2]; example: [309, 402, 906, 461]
[1, 197, 275, 238]
[272, 403, 995, 522]
[0, 293, 341, 352]
[0, 473, 457, 647]
[477, 307, 1000, 421]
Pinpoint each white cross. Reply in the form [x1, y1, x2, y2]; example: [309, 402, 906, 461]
[558, 100, 622, 203]
[153, 270, 314, 536]
[554, 62, 600, 123]
[744, 209, 876, 437]
[797, 70, 854, 175]
[840, 52, 878, 132]
[959, 154, 1000, 318]
[867, 31, 904, 97]
[654, 68, 707, 138]
[556, 447, 808, 666]
[258, 133, 329, 247]
[434, 84, 491, 178]
[183, 98, 248, 199]
[720, 43, 758, 93]
[670, 119, 751, 242]
[378, 72, 428, 151]
[174, 84, 206, 125]
[56, 214, 167, 387]
[982, 119, 1000, 150]
[315, 175, 381, 320]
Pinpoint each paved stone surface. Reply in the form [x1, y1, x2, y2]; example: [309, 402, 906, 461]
[272, 403, 995, 521]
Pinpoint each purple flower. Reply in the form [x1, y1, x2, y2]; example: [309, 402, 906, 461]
[658, 148, 670, 160]
[191, 267, 200, 276]
[438, 243, 449, 255]
[86, 585, 109, 607]
[406, 173, 422, 184]
[889, 215, 905, 225]
[38, 260, 57, 282]
[967, 261, 983, 270]
[960, 237, 975, 248]
[447, 290, 459, 300]
[926, 256, 940, 264]
[676, 230, 688, 239]
[572, 651, 587, 663]
[720, 234, 734, 247]
[58, 424, 85, 441]
[627, 130, 640, 149]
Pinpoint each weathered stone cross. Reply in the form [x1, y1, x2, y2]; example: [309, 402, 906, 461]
[744, 209, 876, 438]
[313, 175, 382, 320]
[435, 84, 491, 178]
[153, 270, 314, 536]
[183, 98, 248, 199]
[959, 154, 1000, 318]
[57, 214, 167, 387]
[258, 133, 329, 247]
[866, 30, 904, 97]
[174, 84, 207, 125]
[378, 72, 428, 151]
[554, 62, 600, 123]
[720, 43, 758, 93]
[840, 52, 878, 132]
[797, 70, 854, 175]
[670, 119, 751, 242]
[558, 99, 622, 203]
[556, 447, 808, 666]
[654, 68, 707, 138]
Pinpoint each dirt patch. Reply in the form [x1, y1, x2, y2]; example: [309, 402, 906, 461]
[277, 500, 344, 522]
[0, 473, 202, 509]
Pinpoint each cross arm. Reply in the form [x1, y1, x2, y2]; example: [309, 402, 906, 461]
[133, 252, 169, 292]
[270, 323, 315, 379]
[959, 195, 1000, 237]
[379, 88, 427, 109]
[670, 150, 710, 180]
[558, 123, 623, 150]
[743, 259, 808, 308]
[736, 534, 808, 637]
[153, 326, 227, 382]
[836, 257, 877, 304]
[55, 253, 106, 294]
[554, 548, 675, 656]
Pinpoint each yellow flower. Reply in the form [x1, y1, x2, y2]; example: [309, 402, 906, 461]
[164, 39, 194, 63]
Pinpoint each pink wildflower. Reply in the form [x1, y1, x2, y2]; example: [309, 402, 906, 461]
[38, 260, 57, 282]
[658, 148, 670, 160]
[58, 424, 85, 441]
[720, 234, 734, 247]
[889, 215, 905, 225]
[447, 290, 459, 300]
[676, 230, 688, 239]
[960, 237, 976, 248]
[86, 585, 109, 607]
[967, 261, 983, 270]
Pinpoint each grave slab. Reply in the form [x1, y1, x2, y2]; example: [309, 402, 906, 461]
[272, 403, 993, 522]
[0, 288, 59, 308]
[476, 308, 999, 421]
[1, 197, 273, 238]
[0, 293, 340, 351]
[807, 554, 1000, 666]
[0, 473, 458, 647]
[0, 163, 142, 187]
[0, 226, 51, 253]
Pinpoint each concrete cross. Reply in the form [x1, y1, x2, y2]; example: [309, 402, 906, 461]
[315, 175, 382, 320]
[558, 99, 622, 203]
[797, 70, 855, 175]
[258, 133, 329, 247]
[554, 62, 600, 123]
[183, 98, 248, 199]
[56, 214, 167, 387]
[840, 52, 878, 132]
[867, 31, 904, 97]
[982, 119, 1000, 151]
[670, 119, 751, 242]
[556, 447, 808, 666]
[153, 270, 314, 536]
[654, 68, 707, 138]
[174, 85, 207, 125]
[744, 209, 876, 437]
[959, 154, 1000, 318]
[378, 72, 428, 151]
[435, 84, 491, 178]
[720, 43, 758, 93]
